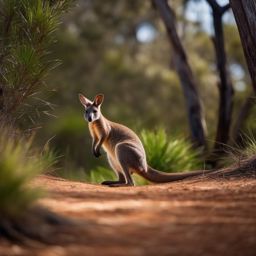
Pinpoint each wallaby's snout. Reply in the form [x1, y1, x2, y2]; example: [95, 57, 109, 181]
[85, 110, 92, 122]
[88, 115, 92, 122]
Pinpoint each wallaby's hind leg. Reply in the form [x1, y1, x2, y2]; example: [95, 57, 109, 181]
[107, 143, 146, 187]
[107, 165, 134, 187]
[101, 155, 126, 186]
[101, 172, 126, 186]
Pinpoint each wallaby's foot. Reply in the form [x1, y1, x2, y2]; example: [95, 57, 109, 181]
[101, 180, 123, 186]
[101, 180, 134, 187]
[108, 182, 134, 187]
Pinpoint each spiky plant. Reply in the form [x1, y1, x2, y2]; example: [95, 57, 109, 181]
[0, 0, 72, 120]
[0, 125, 54, 219]
[141, 128, 203, 172]
[221, 133, 256, 167]
[242, 135, 256, 158]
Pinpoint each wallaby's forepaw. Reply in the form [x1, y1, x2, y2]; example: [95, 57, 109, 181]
[93, 149, 101, 158]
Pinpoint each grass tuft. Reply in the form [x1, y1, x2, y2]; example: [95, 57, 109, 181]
[0, 125, 53, 218]
[242, 135, 256, 159]
[222, 133, 256, 167]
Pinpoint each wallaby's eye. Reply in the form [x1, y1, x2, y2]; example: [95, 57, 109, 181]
[93, 110, 97, 113]
[85, 110, 88, 114]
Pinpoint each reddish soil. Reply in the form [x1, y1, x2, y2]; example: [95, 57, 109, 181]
[1, 175, 256, 256]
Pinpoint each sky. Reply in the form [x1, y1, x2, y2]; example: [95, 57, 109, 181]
[185, 0, 235, 35]
[136, 0, 235, 43]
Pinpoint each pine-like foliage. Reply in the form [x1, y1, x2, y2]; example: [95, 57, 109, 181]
[0, 0, 72, 119]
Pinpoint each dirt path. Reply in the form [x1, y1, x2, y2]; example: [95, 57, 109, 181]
[1, 175, 256, 256]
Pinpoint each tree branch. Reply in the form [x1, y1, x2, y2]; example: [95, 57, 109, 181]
[221, 3, 231, 14]
[206, 0, 234, 157]
[206, 0, 230, 15]
[229, 0, 256, 91]
[232, 93, 255, 145]
[206, 0, 220, 11]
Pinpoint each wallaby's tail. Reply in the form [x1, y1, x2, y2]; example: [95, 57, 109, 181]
[140, 165, 213, 183]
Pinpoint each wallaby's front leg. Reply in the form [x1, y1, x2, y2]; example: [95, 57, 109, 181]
[92, 138, 101, 158]
[89, 126, 100, 158]
[89, 125, 106, 158]
[92, 136, 105, 158]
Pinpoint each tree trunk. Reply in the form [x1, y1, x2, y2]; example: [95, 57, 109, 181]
[230, 0, 256, 92]
[153, 0, 207, 148]
[206, 0, 234, 155]
[232, 94, 255, 146]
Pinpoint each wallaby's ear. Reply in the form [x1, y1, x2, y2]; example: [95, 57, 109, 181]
[79, 93, 92, 107]
[93, 94, 104, 107]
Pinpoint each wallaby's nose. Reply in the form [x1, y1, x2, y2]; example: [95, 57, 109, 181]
[88, 116, 92, 122]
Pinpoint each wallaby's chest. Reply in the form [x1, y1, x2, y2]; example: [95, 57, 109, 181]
[90, 123, 103, 139]
[89, 122, 113, 152]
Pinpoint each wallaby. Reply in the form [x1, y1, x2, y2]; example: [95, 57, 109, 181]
[79, 93, 212, 187]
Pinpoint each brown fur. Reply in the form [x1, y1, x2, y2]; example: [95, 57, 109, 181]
[79, 94, 212, 187]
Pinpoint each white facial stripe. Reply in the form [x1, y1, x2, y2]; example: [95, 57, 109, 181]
[84, 108, 100, 122]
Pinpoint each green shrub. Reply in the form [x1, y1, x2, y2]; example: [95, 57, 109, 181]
[141, 128, 202, 172]
[0, 126, 54, 218]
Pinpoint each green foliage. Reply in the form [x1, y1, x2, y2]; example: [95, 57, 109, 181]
[0, 0, 73, 119]
[141, 128, 202, 172]
[243, 135, 256, 158]
[49, 110, 86, 135]
[236, 133, 256, 159]
[0, 125, 54, 218]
